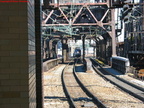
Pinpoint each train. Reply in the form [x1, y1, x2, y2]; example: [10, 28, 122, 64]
[73, 47, 81, 58]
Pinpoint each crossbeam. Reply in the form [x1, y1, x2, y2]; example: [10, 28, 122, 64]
[42, 23, 111, 26]
[49, 3, 107, 6]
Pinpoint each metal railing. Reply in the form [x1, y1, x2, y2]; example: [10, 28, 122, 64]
[129, 67, 144, 81]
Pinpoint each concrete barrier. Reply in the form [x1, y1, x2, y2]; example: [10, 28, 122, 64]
[43, 59, 61, 72]
[111, 56, 130, 74]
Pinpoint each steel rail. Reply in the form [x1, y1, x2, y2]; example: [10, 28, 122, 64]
[73, 58, 107, 108]
[90, 58, 144, 102]
[61, 62, 76, 108]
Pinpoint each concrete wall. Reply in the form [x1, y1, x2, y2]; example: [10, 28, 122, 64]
[0, 1, 38, 108]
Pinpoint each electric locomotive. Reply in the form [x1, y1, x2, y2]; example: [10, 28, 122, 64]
[73, 47, 81, 58]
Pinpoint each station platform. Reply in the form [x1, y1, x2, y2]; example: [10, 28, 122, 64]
[102, 65, 144, 89]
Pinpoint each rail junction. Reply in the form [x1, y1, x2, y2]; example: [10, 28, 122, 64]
[43, 58, 144, 108]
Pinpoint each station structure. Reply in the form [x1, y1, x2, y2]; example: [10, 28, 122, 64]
[0, 0, 144, 108]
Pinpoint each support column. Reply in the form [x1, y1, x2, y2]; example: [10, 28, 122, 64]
[54, 43, 58, 58]
[43, 39, 47, 59]
[82, 35, 86, 61]
[111, 9, 117, 57]
[49, 39, 53, 58]
[143, 3, 144, 30]
[62, 38, 68, 63]
[46, 38, 52, 59]
[52, 41, 58, 59]
[67, 46, 69, 60]
[93, 47, 96, 58]
[95, 41, 97, 58]
[35, 0, 44, 107]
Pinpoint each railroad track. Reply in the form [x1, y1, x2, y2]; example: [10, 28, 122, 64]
[61, 59, 106, 108]
[90, 58, 144, 102]
[43, 64, 69, 108]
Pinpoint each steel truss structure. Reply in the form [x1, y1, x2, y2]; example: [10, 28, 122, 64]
[123, 0, 144, 68]
[42, 0, 117, 61]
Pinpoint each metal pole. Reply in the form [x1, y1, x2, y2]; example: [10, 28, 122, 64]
[111, 9, 117, 57]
